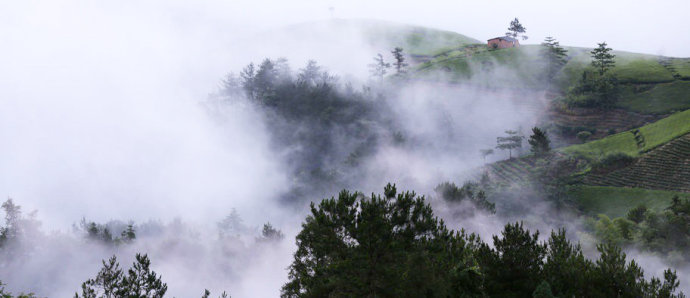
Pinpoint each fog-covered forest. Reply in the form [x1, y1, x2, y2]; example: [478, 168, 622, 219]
[2, 1, 689, 297]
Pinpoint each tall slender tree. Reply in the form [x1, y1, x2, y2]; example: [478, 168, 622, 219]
[391, 47, 408, 75]
[540, 37, 568, 82]
[591, 42, 616, 76]
[528, 127, 551, 156]
[368, 53, 390, 82]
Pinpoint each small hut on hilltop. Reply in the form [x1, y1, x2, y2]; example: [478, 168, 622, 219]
[487, 36, 520, 49]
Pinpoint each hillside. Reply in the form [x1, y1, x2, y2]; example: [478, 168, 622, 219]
[561, 109, 690, 159]
[583, 133, 690, 192]
[282, 19, 480, 56]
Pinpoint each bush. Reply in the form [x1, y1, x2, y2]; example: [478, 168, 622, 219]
[565, 70, 620, 109]
[590, 152, 636, 174]
[576, 131, 592, 143]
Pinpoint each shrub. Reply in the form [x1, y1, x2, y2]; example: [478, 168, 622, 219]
[576, 131, 592, 143]
[590, 152, 636, 174]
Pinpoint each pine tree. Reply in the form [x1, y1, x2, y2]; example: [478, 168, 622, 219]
[506, 18, 528, 40]
[591, 42, 616, 76]
[391, 47, 408, 76]
[76, 254, 167, 298]
[540, 37, 568, 82]
[528, 127, 551, 156]
[368, 53, 390, 82]
[496, 130, 524, 159]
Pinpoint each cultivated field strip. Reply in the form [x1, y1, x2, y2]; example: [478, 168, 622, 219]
[487, 157, 538, 185]
[584, 133, 690, 192]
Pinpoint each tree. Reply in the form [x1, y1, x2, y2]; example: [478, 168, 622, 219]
[297, 60, 321, 86]
[540, 37, 568, 82]
[435, 181, 496, 213]
[542, 229, 593, 297]
[257, 222, 284, 242]
[480, 148, 494, 164]
[506, 18, 528, 40]
[532, 281, 555, 298]
[591, 42, 616, 76]
[391, 47, 408, 76]
[528, 127, 551, 156]
[0, 198, 21, 246]
[496, 130, 524, 159]
[121, 224, 136, 243]
[480, 222, 546, 296]
[76, 254, 168, 298]
[282, 184, 482, 297]
[201, 290, 229, 298]
[576, 131, 591, 143]
[368, 53, 390, 82]
[592, 243, 646, 297]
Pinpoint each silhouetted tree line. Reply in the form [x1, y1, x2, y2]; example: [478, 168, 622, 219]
[282, 184, 685, 297]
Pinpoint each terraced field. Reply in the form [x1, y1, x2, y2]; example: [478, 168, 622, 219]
[547, 107, 662, 140]
[487, 157, 539, 185]
[584, 133, 690, 192]
[562, 109, 690, 159]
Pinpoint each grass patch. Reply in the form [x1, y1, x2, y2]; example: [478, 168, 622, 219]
[360, 21, 479, 56]
[619, 81, 690, 113]
[670, 58, 690, 79]
[561, 109, 690, 159]
[415, 45, 544, 88]
[613, 59, 675, 84]
[570, 185, 690, 218]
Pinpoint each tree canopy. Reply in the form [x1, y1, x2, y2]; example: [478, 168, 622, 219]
[282, 184, 685, 298]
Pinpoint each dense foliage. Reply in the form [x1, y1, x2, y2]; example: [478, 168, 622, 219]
[282, 184, 685, 297]
[590, 196, 690, 261]
[219, 58, 394, 200]
[565, 42, 620, 109]
[435, 181, 496, 213]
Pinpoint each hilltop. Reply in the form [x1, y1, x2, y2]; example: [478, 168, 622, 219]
[282, 19, 480, 56]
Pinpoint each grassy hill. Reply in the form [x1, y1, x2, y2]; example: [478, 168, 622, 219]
[560, 109, 690, 159]
[283, 19, 480, 57]
[414, 41, 690, 114]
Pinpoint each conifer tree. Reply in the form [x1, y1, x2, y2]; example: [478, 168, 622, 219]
[540, 37, 568, 82]
[368, 53, 390, 82]
[391, 47, 408, 75]
[496, 130, 524, 159]
[528, 127, 551, 156]
[506, 18, 528, 40]
[591, 42, 616, 75]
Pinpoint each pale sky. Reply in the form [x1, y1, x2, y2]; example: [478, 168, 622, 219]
[217, 0, 690, 57]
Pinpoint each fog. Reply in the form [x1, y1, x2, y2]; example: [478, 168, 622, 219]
[1, 0, 687, 296]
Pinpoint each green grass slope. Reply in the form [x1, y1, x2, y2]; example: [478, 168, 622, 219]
[619, 81, 690, 113]
[415, 45, 545, 88]
[555, 49, 676, 87]
[570, 185, 690, 218]
[561, 109, 690, 159]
